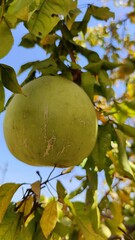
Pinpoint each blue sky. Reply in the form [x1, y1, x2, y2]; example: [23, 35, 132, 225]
[0, 0, 133, 201]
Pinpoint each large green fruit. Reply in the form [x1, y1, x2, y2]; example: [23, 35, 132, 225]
[3, 76, 98, 168]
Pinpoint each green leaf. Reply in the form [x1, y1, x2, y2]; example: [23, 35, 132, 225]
[84, 61, 103, 74]
[98, 70, 114, 100]
[40, 199, 58, 238]
[24, 57, 59, 77]
[104, 157, 114, 187]
[124, 100, 135, 111]
[77, 6, 93, 35]
[15, 218, 35, 240]
[111, 101, 135, 123]
[85, 162, 97, 193]
[56, 181, 67, 201]
[85, 169, 100, 230]
[102, 60, 121, 70]
[68, 180, 87, 199]
[89, 203, 100, 231]
[0, 204, 20, 240]
[0, 64, 22, 93]
[0, 80, 5, 112]
[0, 20, 14, 58]
[21, 70, 36, 87]
[35, 60, 58, 75]
[117, 123, 135, 138]
[0, 6, 2, 16]
[28, 0, 76, 38]
[74, 44, 100, 62]
[115, 129, 135, 180]
[81, 72, 95, 100]
[50, 232, 60, 240]
[0, 183, 21, 223]
[72, 202, 104, 240]
[88, 193, 100, 230]
[91, 124, 112, 171]
[98, 70, 111, 87]
[19, 33, 37, 48]
[65, 8, 81, 30]
[54, 217, 72, 237]
[89, 5, 114, 21]
[33, 229, 46, 240]
[33, 209, 46, 240]
[5, 0, 34, 25]
[6, 0, 33, 15]
[70, 61, 81, 70]
[18, 61, 36, 76]
[4, 14, 17, 28]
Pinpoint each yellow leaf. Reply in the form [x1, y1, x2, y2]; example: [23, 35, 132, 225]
[117, 59, 135, 79]
[40, 34, 57, 46]
[97, 224, 111, 239]
[16, 196, 34, 226]
[118, 190, 130, 204]
[128, 12, 135, 23]
[16, 195, 33, 216]
[0, 183, 21, 223]
[24, 196, 33, 217]
[25, 212, 35, 227]
[31, 180, 40, 202]
[40, 199, 58, 238]
[16, 6, 29, 21]
[106, 202, 124, 235]
[62, 166, 74, 174]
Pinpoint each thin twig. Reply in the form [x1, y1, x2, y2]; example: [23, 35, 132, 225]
[118, 226, 134, 240]
[36, 171, 42, 182]
[48, 181, 57, 193]
[41, 169, 66, 189]
[47, 165, 56, 181]
[46, 183, 54, 197]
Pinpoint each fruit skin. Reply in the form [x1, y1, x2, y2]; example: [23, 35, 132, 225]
[3, 76, 98, 168]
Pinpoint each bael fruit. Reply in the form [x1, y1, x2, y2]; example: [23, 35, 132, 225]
[3, 76, 98, 168]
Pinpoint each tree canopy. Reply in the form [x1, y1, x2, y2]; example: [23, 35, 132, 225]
[0, 0, 135, 239]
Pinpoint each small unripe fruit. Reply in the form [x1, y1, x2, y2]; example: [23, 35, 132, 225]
[3, 76, 98, 168]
